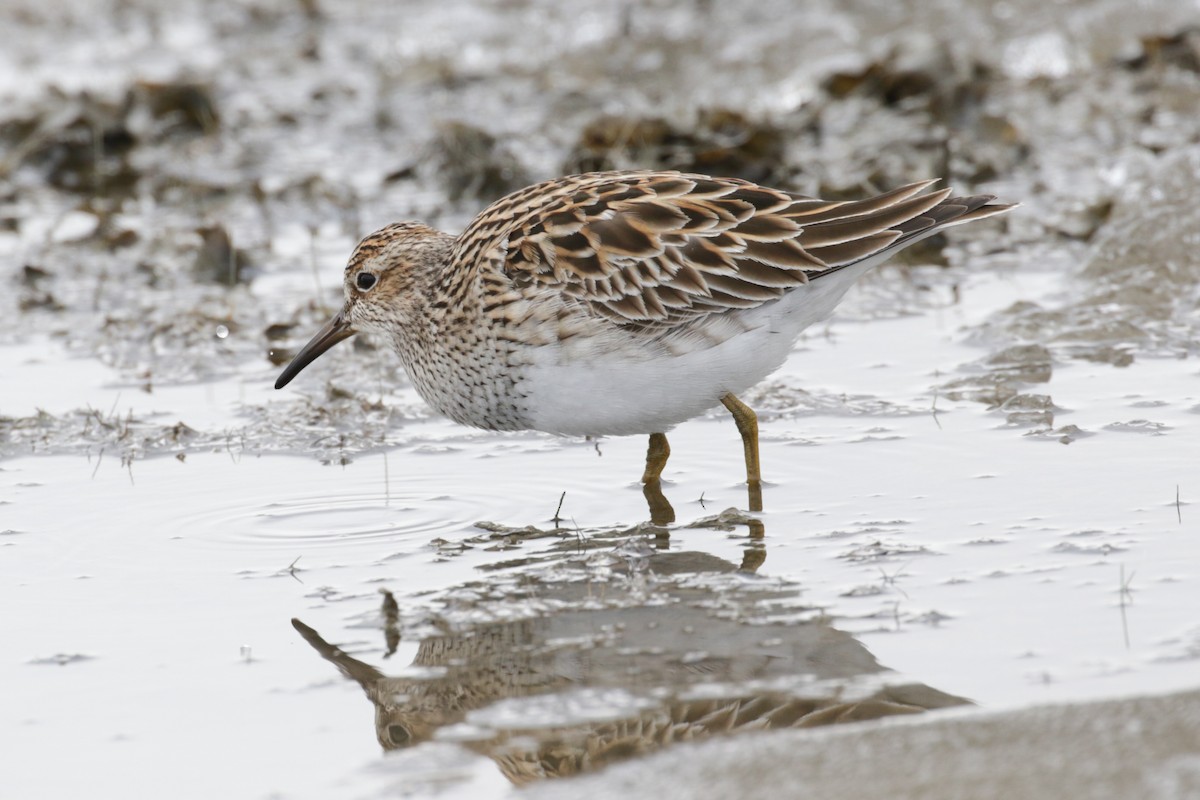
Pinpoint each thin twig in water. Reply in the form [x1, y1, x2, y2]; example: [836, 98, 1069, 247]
[1176, 484, 1182, 524]
[308, 224, 326, 311]
[698, 491, 707, 509]
[91, 447, 105, 479]
[930, 371, 942, 430]
[383, 451, 391, 506]
[1118, 564, 1135, 649]
[878, 562, 911, 600]
[287, 556, 303, 583]
[551, 491, 566, 527]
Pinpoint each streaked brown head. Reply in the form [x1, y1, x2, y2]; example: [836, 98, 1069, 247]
[274, 222, 452, 389]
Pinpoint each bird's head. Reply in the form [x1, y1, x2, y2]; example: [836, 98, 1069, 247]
[274, 222, 451, 389]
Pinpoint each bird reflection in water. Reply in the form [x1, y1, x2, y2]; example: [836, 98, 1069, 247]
[293, 534, 966, 785]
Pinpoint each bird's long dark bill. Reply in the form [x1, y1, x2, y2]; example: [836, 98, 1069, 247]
[274, 310, 356, 389]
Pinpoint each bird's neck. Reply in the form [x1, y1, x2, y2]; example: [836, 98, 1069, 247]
[384, 236, 530, 431]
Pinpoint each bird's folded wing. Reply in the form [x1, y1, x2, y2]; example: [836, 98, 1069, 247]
[455, 170, 1009, 331]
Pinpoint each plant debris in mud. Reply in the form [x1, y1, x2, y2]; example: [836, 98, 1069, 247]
[0, 392, 408, 465]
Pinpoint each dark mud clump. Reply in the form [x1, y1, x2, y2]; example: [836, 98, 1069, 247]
[564, 108, 789, 185]
[426, 121, 530, 203]
[0, 79, 219, 199]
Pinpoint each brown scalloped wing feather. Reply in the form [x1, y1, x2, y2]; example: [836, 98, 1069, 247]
[455, 171, 1011, 330]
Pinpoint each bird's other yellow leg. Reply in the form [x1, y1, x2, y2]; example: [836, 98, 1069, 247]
[641, 432, 675, 524]
[721, 394, 763, 512]
[641, 432, 671, 483]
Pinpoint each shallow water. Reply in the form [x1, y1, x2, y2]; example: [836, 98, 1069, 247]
[5, 266, 1199, 797]
[3, 0, 1200, 798]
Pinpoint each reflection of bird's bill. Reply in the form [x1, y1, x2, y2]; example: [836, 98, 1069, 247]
[290, 617, 384, 687]
[274, 308, 354, 389]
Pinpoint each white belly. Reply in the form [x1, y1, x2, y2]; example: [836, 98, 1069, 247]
[522, 261, 874, 436]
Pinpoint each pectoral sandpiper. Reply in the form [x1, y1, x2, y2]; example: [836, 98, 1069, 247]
[275, 170, 1013, 516]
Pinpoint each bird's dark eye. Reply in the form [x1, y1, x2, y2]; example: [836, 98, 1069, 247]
[356, 272, 377, 291]
[386, 725, 411, 746]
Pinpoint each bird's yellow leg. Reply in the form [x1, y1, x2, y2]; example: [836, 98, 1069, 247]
[641, 432, 671, 484]
[641, 433, 675, 524]
[721, 394, 763, 512]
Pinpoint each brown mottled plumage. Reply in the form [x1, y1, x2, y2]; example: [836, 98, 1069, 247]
[276, 170, 1013, 513]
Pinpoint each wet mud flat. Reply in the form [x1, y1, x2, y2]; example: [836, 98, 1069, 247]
[3, 0, 1200, 798]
